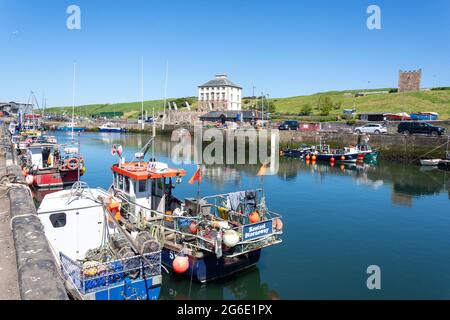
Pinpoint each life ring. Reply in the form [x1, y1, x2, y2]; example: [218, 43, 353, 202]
[67, 158, 79, 170]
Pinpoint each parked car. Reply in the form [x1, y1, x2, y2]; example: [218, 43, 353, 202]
[354, 123, 387, 134]
[397, 122, 445, 136]
[279, 120, 299, 131]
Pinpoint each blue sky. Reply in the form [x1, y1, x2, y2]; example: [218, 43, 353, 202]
[1, 0, 449, 107]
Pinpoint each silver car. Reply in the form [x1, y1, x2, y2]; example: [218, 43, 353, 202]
[354, 123, 387, 134]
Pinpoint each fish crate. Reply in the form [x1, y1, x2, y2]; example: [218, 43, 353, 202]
[59, 251, 161, 295]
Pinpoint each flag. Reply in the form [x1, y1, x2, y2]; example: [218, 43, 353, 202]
[257, 162, 269, 176]
[189, 166, 202, 185]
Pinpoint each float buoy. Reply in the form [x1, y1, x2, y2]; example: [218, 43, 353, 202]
[249, 211, 261, 224]
[311, 155, 317, 161]
[340, 155, 346, 161]
[25, 175, 34, 186]
[272, 218, 284, 231]
[305, 155, 311, 161]
[189, 222, 198, 234]
[81, 166, 86, 175]
[223, 230, 240, 247]
[173, 255, 189, 274]
[330, 157, 335, 163]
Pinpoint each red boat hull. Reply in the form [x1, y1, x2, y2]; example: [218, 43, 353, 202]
[33, 168, 80, 188]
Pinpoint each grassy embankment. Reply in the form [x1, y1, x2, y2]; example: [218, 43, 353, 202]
[46, 89, 450, 120]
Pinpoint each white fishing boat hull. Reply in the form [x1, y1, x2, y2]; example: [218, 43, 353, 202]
[420, 159, 441, 166]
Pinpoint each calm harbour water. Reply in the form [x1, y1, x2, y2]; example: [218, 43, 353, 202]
[46, 131, 450, 299]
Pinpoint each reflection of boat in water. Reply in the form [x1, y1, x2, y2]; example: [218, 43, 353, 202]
[160, 267, 280, 300]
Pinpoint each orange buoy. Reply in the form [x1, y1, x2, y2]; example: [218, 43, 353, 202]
[340, 155, 346, 161]
[189, 222, 198, 234]
[173, 256, 189, 274]
[249, 211, 261, 224]
[305, 155, 311, 161]
[311, 155, 317, 161]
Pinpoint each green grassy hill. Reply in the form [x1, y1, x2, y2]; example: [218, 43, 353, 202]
[46, 89, 450, 120]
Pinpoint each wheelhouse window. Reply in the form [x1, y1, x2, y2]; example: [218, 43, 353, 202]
[49, 213, 66, 228]
[139, 180, 147, 192]
[118, 174, 124, 190]
[125, 176, 130, 193]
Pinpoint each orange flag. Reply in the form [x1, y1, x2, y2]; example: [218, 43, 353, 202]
[257, 162, 269, 176]
[188, 166, 202, 185]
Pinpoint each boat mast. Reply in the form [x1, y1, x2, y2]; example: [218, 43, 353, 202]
[141, 56, 144, 131]
[72, 61, 76, 141]
[162, 61, 168, 130]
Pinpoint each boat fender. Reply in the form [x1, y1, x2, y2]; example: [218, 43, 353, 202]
[25, 175, 33, 186]
[272, 218, 284, 231]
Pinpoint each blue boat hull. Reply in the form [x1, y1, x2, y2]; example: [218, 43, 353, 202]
[162, 248, 261, 283]
[316, 153, 359, 162]
[410, 113, 438, 121]
[92, 277, 161, 300]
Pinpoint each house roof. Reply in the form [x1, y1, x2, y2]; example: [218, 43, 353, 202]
[199, 77, 242, 89]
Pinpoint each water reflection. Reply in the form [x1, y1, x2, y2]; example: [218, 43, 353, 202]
[160, 268, 280, 300]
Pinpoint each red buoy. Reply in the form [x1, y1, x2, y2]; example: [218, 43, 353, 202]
[173, 256, 189, 274]
[189, 222, 198, 234]
[330, 157, 335, 163]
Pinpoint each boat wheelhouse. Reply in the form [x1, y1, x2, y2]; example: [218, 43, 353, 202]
[109, 151, 283, 283]
[19, 142, 85, 188]
[37, 182, 162, 300]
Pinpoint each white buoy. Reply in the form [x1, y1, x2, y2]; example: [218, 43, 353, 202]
[223, 230, 240, 247]
[25, 175, 34, 186]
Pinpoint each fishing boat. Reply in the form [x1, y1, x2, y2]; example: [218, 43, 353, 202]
[385, 112, 411, 121]
[410, 112, 439, 121]
[107, 142, 283, 283]
[420, 158, 441, 166]
[37, 182, 162, 300]
[19, 142, 85, 189]
[312, 144, 360, 163]
[56, 122, 86, 132]
[98, 122, 127, 133]
[280, 144, 313, 158]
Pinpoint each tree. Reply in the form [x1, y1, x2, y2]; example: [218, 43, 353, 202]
[299, 104, 312, 116]
[316, 96, 341, 116]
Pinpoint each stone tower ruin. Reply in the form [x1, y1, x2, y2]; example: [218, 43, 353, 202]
[398, 69, 422, 92]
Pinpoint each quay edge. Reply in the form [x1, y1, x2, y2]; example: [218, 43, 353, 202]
[0, 125, 68, 300]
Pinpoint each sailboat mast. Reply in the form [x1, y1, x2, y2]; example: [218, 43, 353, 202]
[72, 62, 76, 141]
[162, 61, 168, 130]
[141, 56, 144, 131]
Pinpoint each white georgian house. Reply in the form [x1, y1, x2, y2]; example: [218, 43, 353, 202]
[198, 74, 242, 111]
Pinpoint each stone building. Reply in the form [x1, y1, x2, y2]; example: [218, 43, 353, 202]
[398, 69, 422, 92]
[198, 74, 242, 112]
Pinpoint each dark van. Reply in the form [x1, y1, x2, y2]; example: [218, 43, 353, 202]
[279, 120, 299, 131]
[397, 122, 445, 136]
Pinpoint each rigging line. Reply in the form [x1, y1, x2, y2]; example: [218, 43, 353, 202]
[410, 138, 450, 163]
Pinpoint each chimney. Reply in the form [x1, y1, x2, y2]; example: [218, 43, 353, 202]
[215, 74, 227, 79]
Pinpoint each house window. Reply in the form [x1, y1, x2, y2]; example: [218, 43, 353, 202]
[231, 94, 233, 101]
[201, 93, 204, 101]
[50, 213, 66, 228]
